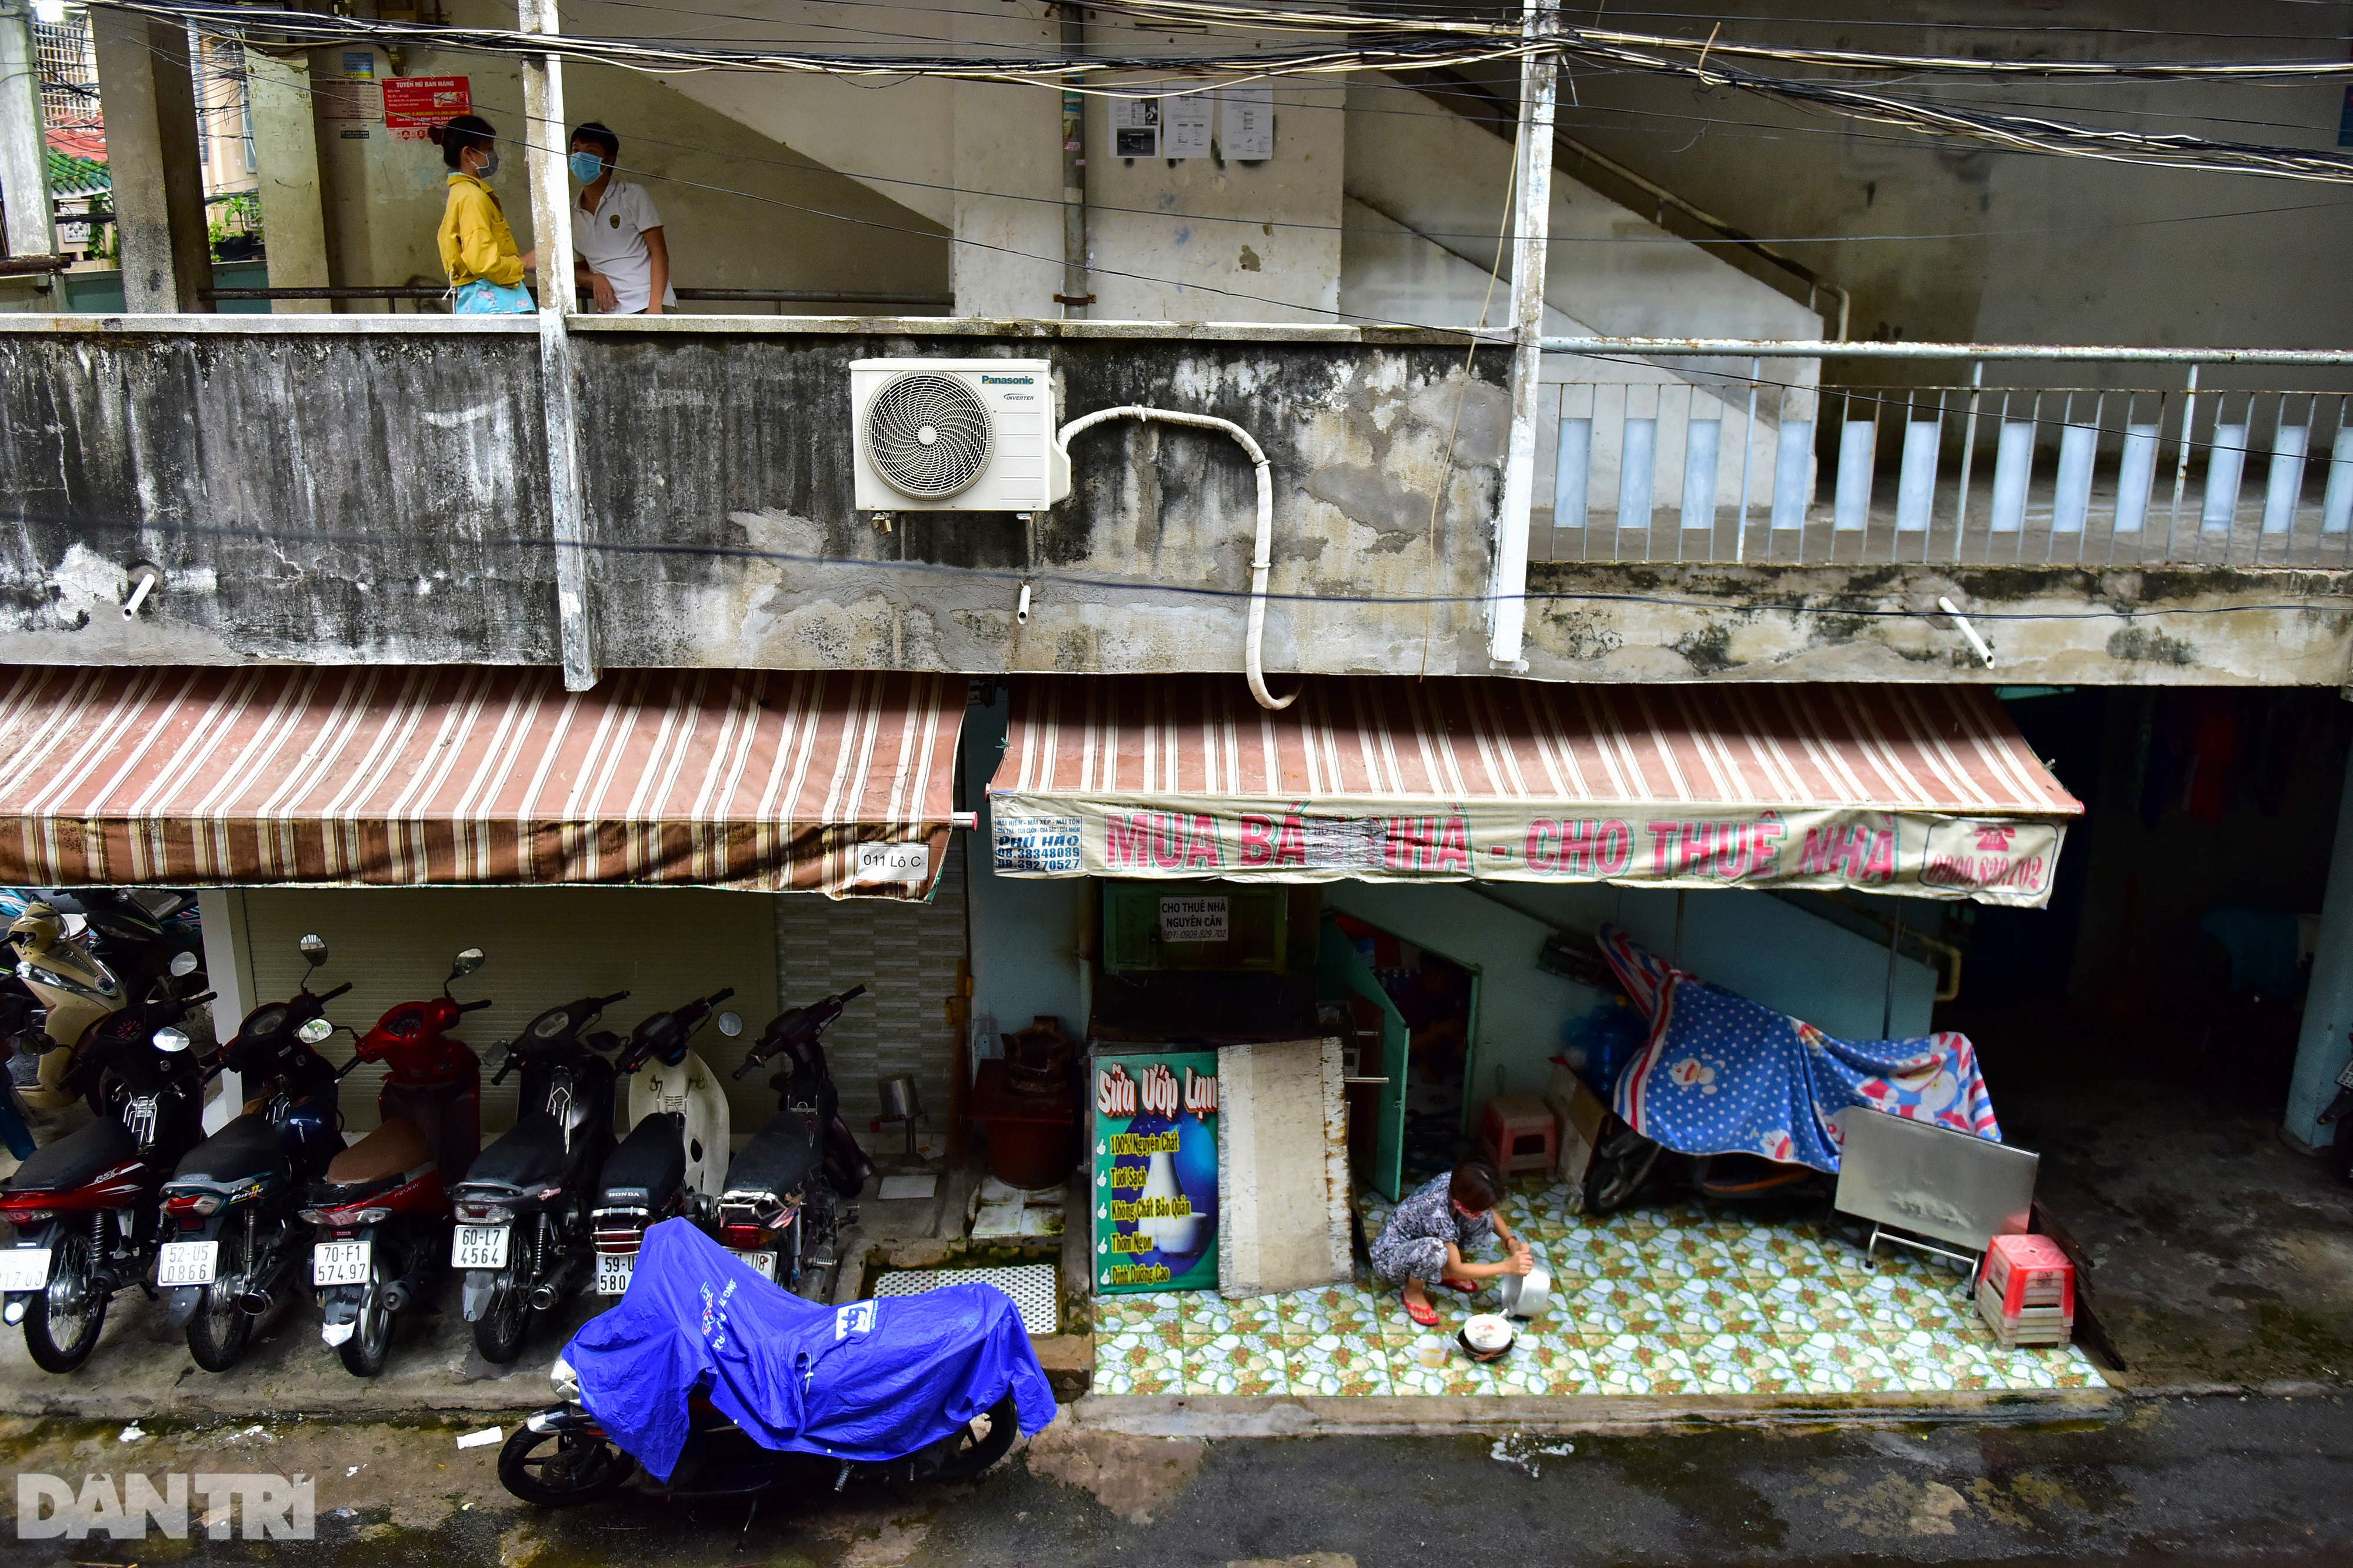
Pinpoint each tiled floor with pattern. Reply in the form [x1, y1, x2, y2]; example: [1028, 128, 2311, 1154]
[1093, 1180, 2104, 1399]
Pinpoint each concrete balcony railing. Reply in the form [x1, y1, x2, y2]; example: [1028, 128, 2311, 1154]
[1, 315, 2348, 689]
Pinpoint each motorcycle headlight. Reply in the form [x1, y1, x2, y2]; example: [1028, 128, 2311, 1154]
[549, 1355, 581, 1401]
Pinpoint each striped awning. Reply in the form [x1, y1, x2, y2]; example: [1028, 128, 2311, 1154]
[986, 676, 2083, 906]
[0, 666, 962, 900]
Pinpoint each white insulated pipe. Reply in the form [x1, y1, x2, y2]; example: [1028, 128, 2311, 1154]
[1056, 405, 1294, 711]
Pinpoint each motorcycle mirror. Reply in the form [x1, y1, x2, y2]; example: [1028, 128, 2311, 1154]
[298, 933, 328, 969]
[451, 946, 486, 978]
[152, 1026, 191, 1054]
[296, 1016, 334, 1046]
[168, 950, 200, 978]
[716, 1011, 743, 1038]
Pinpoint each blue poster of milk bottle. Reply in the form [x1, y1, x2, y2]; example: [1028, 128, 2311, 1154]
[1091, 1051, 1218, 1295]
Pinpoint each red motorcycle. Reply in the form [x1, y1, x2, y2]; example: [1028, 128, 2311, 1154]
[0, 986, 218, 1371]
[301, 947, 487, 1376]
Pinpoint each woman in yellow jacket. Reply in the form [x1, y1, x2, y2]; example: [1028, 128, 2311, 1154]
[430, 115, 538, 313]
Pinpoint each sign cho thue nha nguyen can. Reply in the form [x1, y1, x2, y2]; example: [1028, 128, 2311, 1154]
[1091, 1050, 1218, 1294]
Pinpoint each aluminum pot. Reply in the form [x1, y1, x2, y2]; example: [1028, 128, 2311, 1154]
[1494, 1260, 1553, 1322]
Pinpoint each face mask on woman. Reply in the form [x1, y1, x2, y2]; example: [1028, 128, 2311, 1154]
[472, 148, 499, 178]
[568, 151, 603, 183]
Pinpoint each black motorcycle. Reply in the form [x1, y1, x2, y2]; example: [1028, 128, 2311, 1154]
[36, 888, 205, 989]
[158, 934, 351, 1372]
[588, 989, 736, 1299]
[453, 990, 628, 1364]
[0, 987, 218, 1371]
[723, 986, 872, 1291]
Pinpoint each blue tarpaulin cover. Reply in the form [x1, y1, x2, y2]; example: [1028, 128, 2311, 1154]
[562, 1219, 1058, 1481]
[1598, 924, 2001, 1174]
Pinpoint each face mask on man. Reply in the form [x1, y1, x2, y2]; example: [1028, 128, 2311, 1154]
[569, 151, 604, 183]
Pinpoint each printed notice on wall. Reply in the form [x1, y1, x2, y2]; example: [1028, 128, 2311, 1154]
[994, 814, 1083, 875]
[1110, 95, 1160, 158]
[1218, 85, 1274, 160]
[383, 76, 470, 142]
[1162, 94, 1212, 158]
[1159, 895, 1229, 943]
[315, 78, 382, 122]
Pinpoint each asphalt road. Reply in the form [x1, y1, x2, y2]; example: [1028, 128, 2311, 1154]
[2, 1392, 2347, 1567]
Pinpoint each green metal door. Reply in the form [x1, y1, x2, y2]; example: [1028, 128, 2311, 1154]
[1317, 917, 1409, 1201]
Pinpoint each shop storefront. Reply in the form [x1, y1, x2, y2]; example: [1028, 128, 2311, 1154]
[974, 673, 2108, 1400]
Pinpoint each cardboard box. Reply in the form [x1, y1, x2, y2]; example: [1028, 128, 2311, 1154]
[1545, 1059, 1611, 1210]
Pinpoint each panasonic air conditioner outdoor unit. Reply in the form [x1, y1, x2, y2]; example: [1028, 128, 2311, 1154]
[849, 358, 1072, 512]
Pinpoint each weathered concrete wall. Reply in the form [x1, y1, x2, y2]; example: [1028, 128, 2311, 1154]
[1, 315, 2343, 685]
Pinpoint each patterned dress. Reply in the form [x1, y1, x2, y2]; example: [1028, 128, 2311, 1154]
[1368, 1173, 1495, 1286]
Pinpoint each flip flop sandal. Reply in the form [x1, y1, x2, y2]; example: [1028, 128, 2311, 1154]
[1402, 1291, 1441, 1327]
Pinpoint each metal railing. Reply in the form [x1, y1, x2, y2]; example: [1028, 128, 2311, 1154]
[1534, 338, 2353, 568]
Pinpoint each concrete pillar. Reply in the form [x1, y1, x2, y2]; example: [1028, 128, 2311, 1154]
[245, 48, 329, 314]
[2285, 752, 2353, 1149]
[195, 889, 252, 1132]
[0, 0, 55, 265]
[90, 5, 211, 311]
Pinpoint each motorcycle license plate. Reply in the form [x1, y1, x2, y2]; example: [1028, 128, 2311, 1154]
[156, 1239, 218, 1287]
[2338, 1060, 2353, 1090]
[729, 1249, 776, 1280]
[0, 1247, 50, 1293]
[451, 1225, 509, 1270]
[594, 1250, 634, 1296]
[312, 1240, 372, 1287]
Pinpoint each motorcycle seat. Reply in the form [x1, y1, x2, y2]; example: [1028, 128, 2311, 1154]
[323, 1116, 434, 1187]
[171, 1112, 289, 1186]
[457, 1112, 571, 1195]
[724, 1113, 819, 1199]
[598, 1112, 685, 1207]
[6, 1115, 137, 1194]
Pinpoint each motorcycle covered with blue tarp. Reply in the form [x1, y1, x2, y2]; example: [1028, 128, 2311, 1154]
[499, 1218, 1056, 1506]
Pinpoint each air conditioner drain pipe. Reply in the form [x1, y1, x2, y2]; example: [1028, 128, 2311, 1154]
[1056, 406, 1297, 712]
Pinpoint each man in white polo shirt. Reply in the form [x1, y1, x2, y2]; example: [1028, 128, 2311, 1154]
[567, 121, 675, 315]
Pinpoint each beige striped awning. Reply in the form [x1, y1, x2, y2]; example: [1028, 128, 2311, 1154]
[986, 676, 2084, 906]
[0, 666, 964, 900]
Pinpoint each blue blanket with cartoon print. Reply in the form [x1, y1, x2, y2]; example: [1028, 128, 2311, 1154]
[561, 1219, 1056, 1480]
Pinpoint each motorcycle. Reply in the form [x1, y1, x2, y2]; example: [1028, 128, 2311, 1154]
[2315, 1027, 2353, 1183]
[34, 888, 204, 989]
[302, 946, 489, 1376]
[7, 902, 132, 1113]
[452, 989, 628, 1364]
[498, 1221, 1048, 1509]
[722, 986, 872, 1290]
[156, 933, 351, 1372]
[1580, 1114, 1821, 1215]
[588, 989, 739, 1299]
[0, 985, 218, 1371]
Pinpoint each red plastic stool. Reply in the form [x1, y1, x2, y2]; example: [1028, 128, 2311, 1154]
[1478, 1093, 1559, 1177]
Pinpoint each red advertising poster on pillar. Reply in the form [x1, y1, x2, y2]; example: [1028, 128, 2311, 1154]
[383, 76, 470, 142]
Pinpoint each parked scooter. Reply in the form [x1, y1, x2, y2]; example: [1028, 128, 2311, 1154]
[2315, 1026, 2353, 1183]
[303, 947, 489, 1376]
[588, 989, 738, 1298]
[35, 889, 204, 988]
[452, 990, 628, 1363]
[0, 985, 218, 1370]
[6, 903, 131, 1112]
[722, 986, 871, 1289]
[157, 934, 351, 1372]
[1579, 1113, 1819, 1215]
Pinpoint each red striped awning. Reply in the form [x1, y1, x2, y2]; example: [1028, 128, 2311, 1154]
[0, 667, 962, 900]
[986, 676, 2083, 906]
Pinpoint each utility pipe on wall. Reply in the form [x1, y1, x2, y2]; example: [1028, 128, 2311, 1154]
[1485, 0, 1558, 670]
[1056, 406, 1293, 711]
[1056, 3, 1091, 318]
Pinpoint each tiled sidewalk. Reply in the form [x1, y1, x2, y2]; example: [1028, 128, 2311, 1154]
[1094, 1180, 2104, 1399]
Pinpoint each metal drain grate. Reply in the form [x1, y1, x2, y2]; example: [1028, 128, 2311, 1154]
[872, 1262, 1059, 1335]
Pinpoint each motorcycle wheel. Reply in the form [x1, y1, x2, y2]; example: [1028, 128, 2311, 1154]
[339, 1275, 393, 1378]
[823, 1153, 864, 1200]
[497, 1423, 635, 1507]
[1582, 1120, 1663, 1216]
[25, 1229, 106, 1374]
[922, 1396, 1021, 1484]
[474, 1279, 532, 1365]
[186, 1229, 254, 1373]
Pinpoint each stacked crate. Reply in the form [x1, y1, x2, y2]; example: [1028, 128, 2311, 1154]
[1977, 1233, 2075, 1347]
